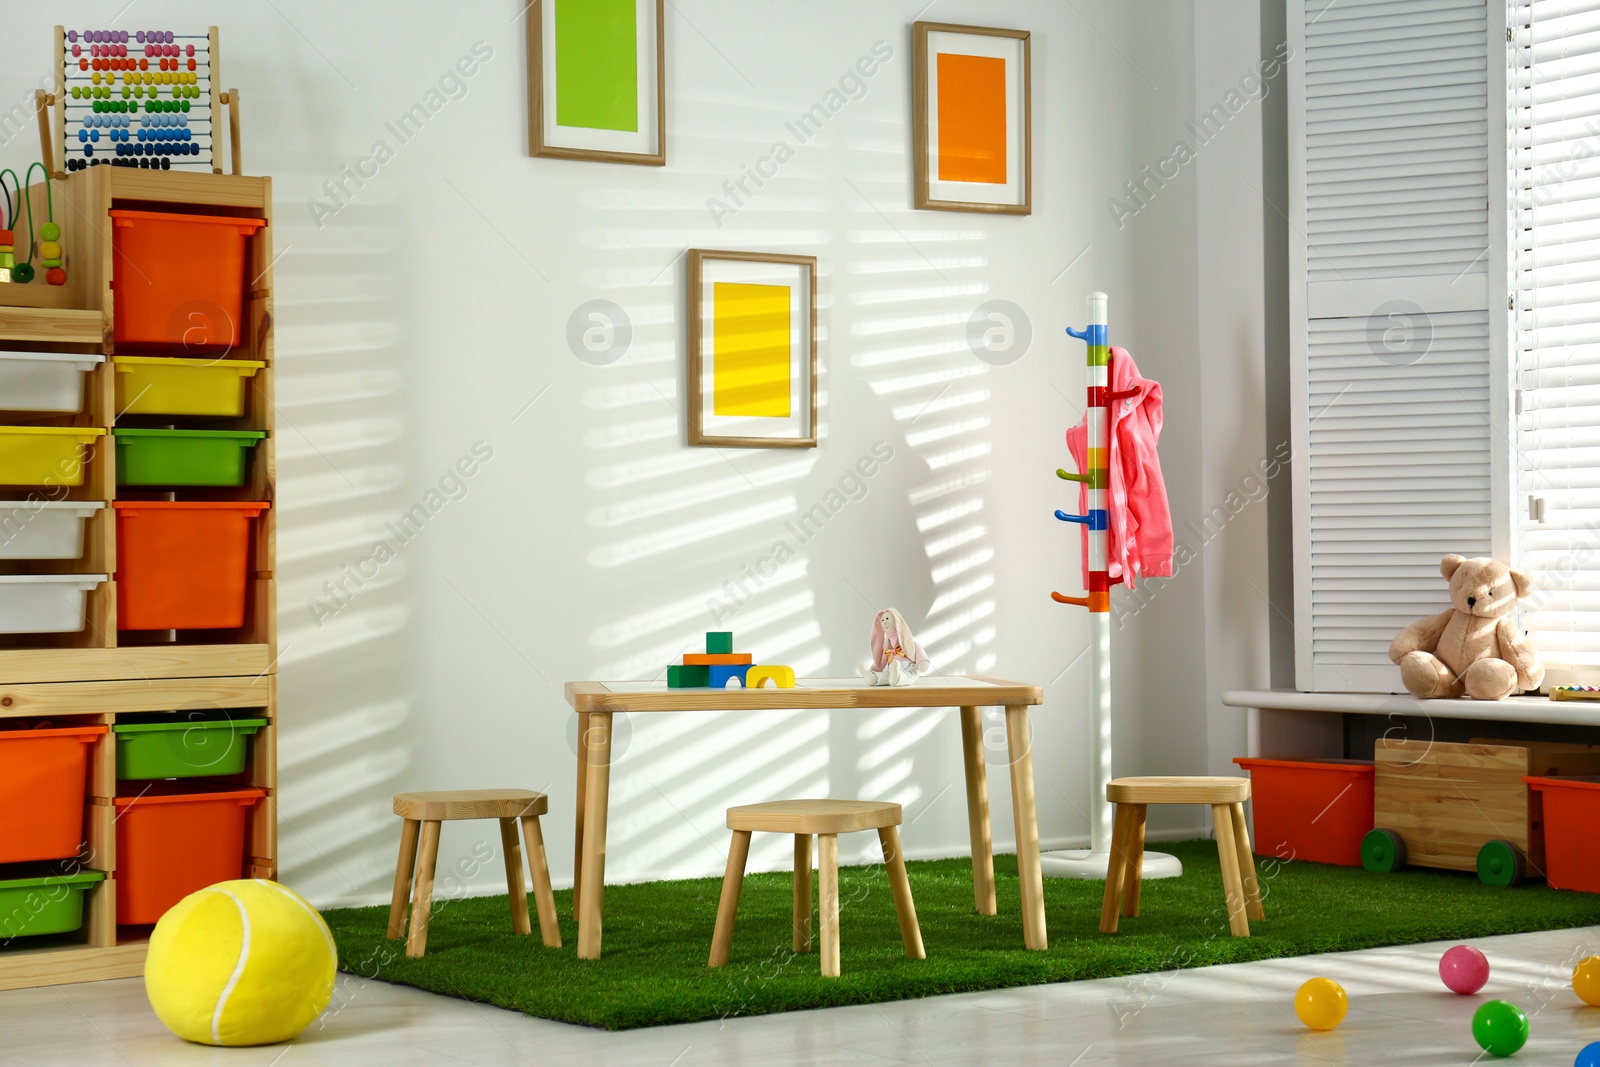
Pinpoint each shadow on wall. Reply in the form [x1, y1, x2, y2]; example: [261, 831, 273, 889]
[271, 158, 418, 904]
[569, 86, 1002, 880]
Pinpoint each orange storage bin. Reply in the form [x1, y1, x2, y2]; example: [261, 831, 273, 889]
[1526, 776, 1600, 893]
[113, 501, 268, 630]
[1234, 757, 1374, 866]
[109, 209, 266, 353]
[0, 722, 106, 863]
[113, 783, 263, 925]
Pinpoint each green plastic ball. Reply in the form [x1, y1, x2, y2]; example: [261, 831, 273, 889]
[1472, 1000, 1529, 1058]
[40, 223, 60, 242]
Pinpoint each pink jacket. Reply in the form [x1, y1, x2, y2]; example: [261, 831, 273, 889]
[1065, 346, 1174, 590]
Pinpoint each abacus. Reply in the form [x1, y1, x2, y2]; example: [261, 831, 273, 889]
[35, 26, 243, 180]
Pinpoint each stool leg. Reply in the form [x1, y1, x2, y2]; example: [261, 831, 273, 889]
[387, 818, 420, 940]
[1099, 803, 1132, 933]
[1212, 804, 1250, 937]
[819, 833, 840, 977]
[793, 834, 812, 953]
[406, 820, 442, 957]
[878, 826, 924, 960]
[521, 814, 563, 947]
[1231, 802, 1264, 921]
[708, 830, 751, 967]
[500, 818, 533, 936]
[1122, 803, 1147, 918]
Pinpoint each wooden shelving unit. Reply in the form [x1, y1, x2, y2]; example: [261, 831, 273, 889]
[0, 166, 276, 989]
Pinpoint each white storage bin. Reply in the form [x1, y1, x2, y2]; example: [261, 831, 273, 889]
[0, 501, 105, 559]
[0, 575, 107, 633]
[0, 353, 106, 413]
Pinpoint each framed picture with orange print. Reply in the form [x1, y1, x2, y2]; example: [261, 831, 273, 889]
[912, 22, 1031, 214]
[685, 249, 818, 449]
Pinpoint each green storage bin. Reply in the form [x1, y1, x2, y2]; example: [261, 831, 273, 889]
[0, 868, 105, 939]
[114, 717, 267, 779]
[113, 428, 265, 487]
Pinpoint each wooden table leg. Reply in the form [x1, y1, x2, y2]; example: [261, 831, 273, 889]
[793, 833, 812, 953]
[818, 833, 840, 977]
[406, 820, 441, 957]
[1212, 803, 1251, 937]
[573, 710, 589, 921]
[500, 817, 532, 936]
[1123, 803, 1147, 918]
[576, 711, 612, 959]
[879, 825, 925, 960]
[708, 829, 751, 968]
[958, 705, 997, 916]
[386, 817, 419, 940]
[1004, 704, 1048, 950]
[1099, 803, 1131, 933]
[521, 814, 563, 947]
[1231, 802, 1264, 921]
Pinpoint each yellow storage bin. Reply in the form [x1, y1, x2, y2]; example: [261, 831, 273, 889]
[0, 427, 106, 486]
[113, 357, 265, 418]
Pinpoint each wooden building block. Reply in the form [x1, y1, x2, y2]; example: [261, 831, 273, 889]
[708, 664, 747, 688]
[667, 664, 710, 688]
[683, 653, 753, 666]
[746, 665, 796, 688]
[705, 632, 733, 654]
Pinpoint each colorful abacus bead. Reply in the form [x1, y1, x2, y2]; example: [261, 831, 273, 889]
[45, 266, 67, 286]
[0, 229, 13, 282]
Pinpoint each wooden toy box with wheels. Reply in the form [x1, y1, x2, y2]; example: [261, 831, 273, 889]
[1364, 738, 1600, 886]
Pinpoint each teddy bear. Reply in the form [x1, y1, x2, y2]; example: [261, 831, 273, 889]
[1388, 554, 1543, 700]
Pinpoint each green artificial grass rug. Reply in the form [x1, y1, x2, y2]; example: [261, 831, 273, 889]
[322, 839, 1600, 1030]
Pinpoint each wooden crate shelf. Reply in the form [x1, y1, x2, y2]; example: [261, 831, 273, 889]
[0, 166, 277, 990]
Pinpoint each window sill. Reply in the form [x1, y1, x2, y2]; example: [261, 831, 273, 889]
[1222, 688, 1600, 726]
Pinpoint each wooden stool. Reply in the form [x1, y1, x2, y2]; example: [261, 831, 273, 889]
[1100, 776, 1264, 937]
[708, 800, 924, 977]
[388, 789, 561, 957]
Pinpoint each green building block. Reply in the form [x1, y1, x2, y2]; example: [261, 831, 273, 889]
[667, 663, 710, 688]
[705, 631, 733, 654]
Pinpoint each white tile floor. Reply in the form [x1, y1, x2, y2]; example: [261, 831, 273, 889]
[4, 928, 1600, 1065]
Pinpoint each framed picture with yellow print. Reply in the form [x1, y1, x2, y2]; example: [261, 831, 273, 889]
[686, 249, 818, 449]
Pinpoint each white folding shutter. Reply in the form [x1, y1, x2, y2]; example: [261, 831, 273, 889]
[1512, 0, 1600, 682]
[1289, 0, 1512, 692]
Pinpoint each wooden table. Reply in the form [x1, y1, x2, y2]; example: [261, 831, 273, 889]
[563, 676, 1048, 959]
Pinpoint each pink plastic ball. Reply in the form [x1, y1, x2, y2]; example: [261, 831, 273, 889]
[1440, 945, 1490, 995]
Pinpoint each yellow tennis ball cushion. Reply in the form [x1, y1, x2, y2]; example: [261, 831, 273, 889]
[144, 879, 336, 1046]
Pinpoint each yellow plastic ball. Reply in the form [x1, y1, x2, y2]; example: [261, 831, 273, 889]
[1295, 977, 1349, 1031]
[1575, 956, 1600, 1007]
[145, 879, 336, 1047]
[39, 242, 61, 262]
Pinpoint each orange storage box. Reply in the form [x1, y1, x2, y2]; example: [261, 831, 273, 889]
[113, 501, 268, 630]
[1526, 776, 1600, 893]
[113, 783, 263, 925]
[1234, 757, 1374, 866]
[109, 209, 266, 353]
[0, 722, 106, 864]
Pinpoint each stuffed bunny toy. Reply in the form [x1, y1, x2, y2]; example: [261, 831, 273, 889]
[860, 608, 930, 686]
[1388, 554, 1543, 700]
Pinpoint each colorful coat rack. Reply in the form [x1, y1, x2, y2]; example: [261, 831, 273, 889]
[1039, 292, 1182, 882]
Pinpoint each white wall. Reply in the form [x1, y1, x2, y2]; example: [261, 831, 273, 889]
[2, 1, 1278, 908]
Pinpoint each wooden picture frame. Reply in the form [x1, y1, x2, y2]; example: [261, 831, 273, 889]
[527, 0, 665, 166]
[912, 22, 1031, 214]
[686, 249, 818, 449]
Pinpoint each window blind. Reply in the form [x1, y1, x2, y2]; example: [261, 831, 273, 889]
[1289, 0, 1509, 692]
[1513, 0, 1600, 678]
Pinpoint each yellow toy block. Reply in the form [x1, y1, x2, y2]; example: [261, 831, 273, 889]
[745, 665, 796, 689]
